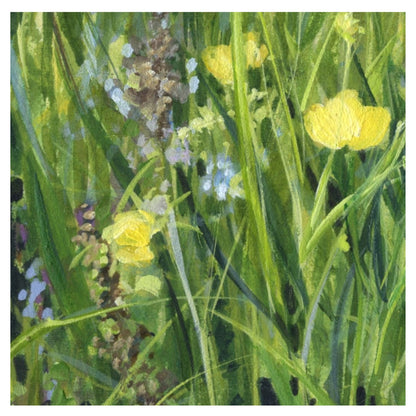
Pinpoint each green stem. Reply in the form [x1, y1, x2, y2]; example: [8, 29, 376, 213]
[301, 234, 339, 365]
[261, 65, 303, 248]
[349, 274, 367, 404]
[303, 160, 402, 261]
[259, 12, 304, 184]
[115, 157, 157, 213]
[310, 151, 335, 230]
[231, 12, 285, 315]
[342, 42, 352, 90]
[300, 16, 336, 112]
[374, 271, 405, 375]
[167, 209, 215, 404]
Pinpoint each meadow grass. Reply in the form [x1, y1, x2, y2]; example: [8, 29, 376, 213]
[11, 12, 405, 405]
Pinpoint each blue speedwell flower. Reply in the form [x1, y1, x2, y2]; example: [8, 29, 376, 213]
[200, 154, 242, 201]
[165, 139, 192, 166]
[186, 58, 198, 74]
[189, 76, 200, 94]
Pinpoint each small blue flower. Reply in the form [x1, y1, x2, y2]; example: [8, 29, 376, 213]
[146, 114, 158, 132]
[42, 308, 54, 320]
[215, 181, 228, 201]
[22, 303, 36, 319]
[165, 139, 191, 166]
[117, 99, 131, 118]
[189, 76, 200, 94]
[214, 170, 227, 187]
[104, 78, 115, 92]
[122, 43, 134, 58]
[201, 175, 213, 193]
[186, 58, 198, 74]
[276, 127, 283, 137]
[29, 278, 46, 304]
[200, 153, 241, 201]
[18, 289, 27, 301]
[46, 380, 58, 401]
[161, 17, 169, 29]
[25, 258, 43, 280]
[110, 88, 124, 104]
[206, 160, 215, 175]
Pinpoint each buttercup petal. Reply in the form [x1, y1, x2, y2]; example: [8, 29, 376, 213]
[115, 245, 154, 265]
[115, 222, 151, 247]
[304, 103, 338, 148]
[349, 106, 391, 150]
[202, 45, 233, 84]
[304, 89, 390, 151]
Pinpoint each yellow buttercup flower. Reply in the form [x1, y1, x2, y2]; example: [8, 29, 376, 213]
[102, 210, 156, 266]
[245, 32, 269, 69]
[201, 32, 269, 85]
[202, 45, 233, 85]
[304, 90, 391, 151]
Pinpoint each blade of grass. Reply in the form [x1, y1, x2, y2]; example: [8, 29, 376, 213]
[353, 53, 378, 106]
[327, 265, 355, 404]
[49, 351, 118, 389]
[299, 14, 336, 112]
[11, 45, 52, 178]
[231, 12, 285, 320]
[374, 270, 405, 375]
[259, 12, 303, 184]
[156, 354, 251, 405]
[164, 275, 195, 375]
[115, 157, 157, 213]
[212, 310, 334, 405]
[301, 232, 341, 365]
[260, 65, 303, 248]
[300, 150, 335, 261]
[11, 302, 143, 359]
[210, 217, 246, 318]
[167, 209, 215, 404]
[52, 13, 137, 192]
[304, 158, 404, 262]
[175, 166, 288, 339]
[348, 275, 368, 404]
[310, 151, 335, 229]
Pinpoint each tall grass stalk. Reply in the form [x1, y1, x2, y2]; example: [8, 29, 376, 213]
[231, 12, 284, 318]
[259, 12, 304, 185]
[167, 210, 215, 404]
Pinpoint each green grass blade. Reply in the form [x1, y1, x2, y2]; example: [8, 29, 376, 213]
[156, 354, 251, 405]
[304, 160, 403, 261]
[116, 157, 157, 213]
[167, 209, 215, 404]
[49, 351, 118, 388]
[259, 12, 303, 184]
[11, 45, 51, 178]
[11, 303, 140, 359]
[231, 12, 285, 318]
[301, 235, 340, 364]
[175, 167, 282, 332]
[327, 265, 355, 404]
[213, 310, 334, 405]
[374, 271, 405, 375]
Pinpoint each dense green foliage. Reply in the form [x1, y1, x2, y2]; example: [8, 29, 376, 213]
[11, 12, 405, 405]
